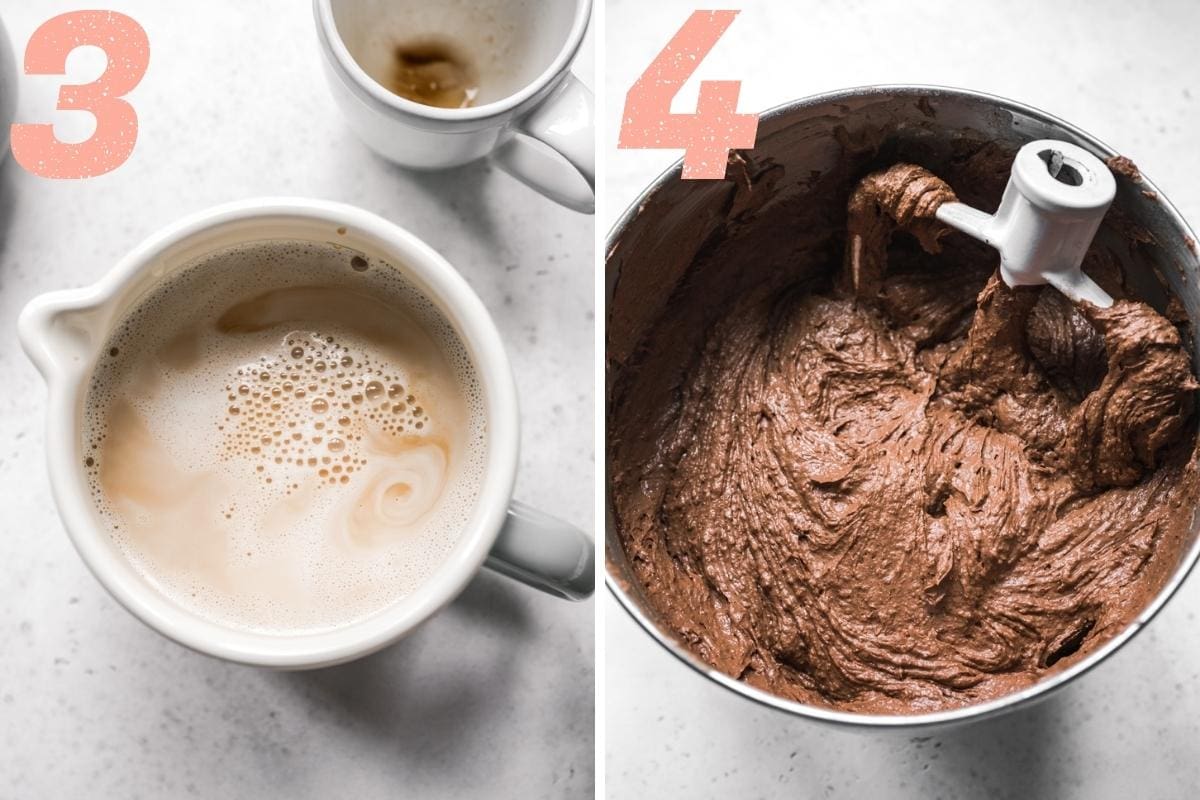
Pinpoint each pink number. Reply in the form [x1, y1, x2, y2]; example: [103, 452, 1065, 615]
[10, 11, 149, 179]
[618, 10, 758, 180]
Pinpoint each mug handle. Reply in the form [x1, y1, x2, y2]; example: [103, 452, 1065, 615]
[492, 73, 595, 214]
[485, 499, 594, 600]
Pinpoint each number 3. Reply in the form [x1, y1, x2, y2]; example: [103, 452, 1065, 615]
[10, 11, 149, 179]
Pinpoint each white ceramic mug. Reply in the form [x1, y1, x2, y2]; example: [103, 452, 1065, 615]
[1, 14, 16, 158]
[18, 198, 594, 669]
[314, 0, 595, 213]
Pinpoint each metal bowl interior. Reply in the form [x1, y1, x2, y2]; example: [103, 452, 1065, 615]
[605, 85, 1200, 730]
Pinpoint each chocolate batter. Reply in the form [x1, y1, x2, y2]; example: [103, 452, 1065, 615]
[610, 159, 1199, 714]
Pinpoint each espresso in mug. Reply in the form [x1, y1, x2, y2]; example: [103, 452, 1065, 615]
[332, 0, 579, 109]
[82, 241, 487, 633]
[388, 38, 480, 109]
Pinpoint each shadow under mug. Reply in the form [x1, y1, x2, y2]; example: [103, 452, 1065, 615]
[19, 198, 594, 669]
[314, 0, 595, 214]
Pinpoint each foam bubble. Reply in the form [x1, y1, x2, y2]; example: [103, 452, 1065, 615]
[83, 240, 488, 634]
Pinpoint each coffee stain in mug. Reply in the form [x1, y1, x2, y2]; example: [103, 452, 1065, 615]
[388, 38, 480, 109]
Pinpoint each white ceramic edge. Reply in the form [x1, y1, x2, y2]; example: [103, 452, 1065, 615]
[17, 197, 520, 669]
[0, 14, 15, 158]
[605, 83, 1200, 730]
[312, 0, 592, 130]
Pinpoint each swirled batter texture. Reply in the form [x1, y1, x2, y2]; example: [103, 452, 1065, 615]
[611, 163, 1199, 713]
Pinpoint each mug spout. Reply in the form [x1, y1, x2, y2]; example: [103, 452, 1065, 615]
[18, 290, 102, 381]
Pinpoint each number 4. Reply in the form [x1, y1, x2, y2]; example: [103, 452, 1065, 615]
[618, 10, 758, 180]
[10, 11, 149, 179]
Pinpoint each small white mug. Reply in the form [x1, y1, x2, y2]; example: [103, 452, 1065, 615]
[18, 198, 594, 669]
[314, 0, 595, 213]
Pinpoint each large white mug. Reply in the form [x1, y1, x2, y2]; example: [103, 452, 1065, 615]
[18, 198, 594, 669]
[313, 0, 595, 213]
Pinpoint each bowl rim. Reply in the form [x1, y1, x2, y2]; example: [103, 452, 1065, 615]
[604, 83, 1200, 729]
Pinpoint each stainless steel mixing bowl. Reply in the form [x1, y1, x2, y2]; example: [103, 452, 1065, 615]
[606, 85, 1200, 730]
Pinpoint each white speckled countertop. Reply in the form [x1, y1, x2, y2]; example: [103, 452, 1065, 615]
[605, 1, 1200, 797]
[0, 2, 593, 798]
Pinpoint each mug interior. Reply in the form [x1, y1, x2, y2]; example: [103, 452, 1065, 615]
[40, 202, 517, 668]
[606, 86, 1200, 728]
[329, 0, 577, 106]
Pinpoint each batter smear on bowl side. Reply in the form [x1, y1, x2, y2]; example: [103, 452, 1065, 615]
[609, 161, 1200, 714]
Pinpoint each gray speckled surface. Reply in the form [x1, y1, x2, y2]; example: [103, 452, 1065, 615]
[604, 1, 1200, 797]
[0, 2, 593, 798]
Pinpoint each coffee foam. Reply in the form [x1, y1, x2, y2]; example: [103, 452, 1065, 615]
[83, 240, 487, 634]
